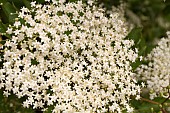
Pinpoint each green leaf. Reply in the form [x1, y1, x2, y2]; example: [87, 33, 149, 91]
[0, 21, 7, 33]
[126, 28, 147, 70]
[8, 14, 18, 24]
[0, 0, 7, 4]
[2, 2, 16, 16]
[126, 27, 147, 55]
[22, 0, 31, 9]
[11, 2, 20, 12]
[7, 0, 24, 8]
[0, 21, 10, 38]
[1, 2, 18, 23]
[35, 0, 46, 4]
[126, 28, 143, 43]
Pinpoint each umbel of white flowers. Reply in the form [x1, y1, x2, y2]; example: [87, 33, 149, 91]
[136, 31, 170, 100]
[0, 0, 141, 112]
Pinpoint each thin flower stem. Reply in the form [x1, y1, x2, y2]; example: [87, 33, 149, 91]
[140, 97, 159, 105]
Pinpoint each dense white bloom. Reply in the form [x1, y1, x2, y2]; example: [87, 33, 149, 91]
[0, 0, 141, 112]
[136, 31, 170, 99]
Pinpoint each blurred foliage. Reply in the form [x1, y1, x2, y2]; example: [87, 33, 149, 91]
[126, 0, 170, 47]
[0, 89, 35, 113]
[0, 0, 170, 113]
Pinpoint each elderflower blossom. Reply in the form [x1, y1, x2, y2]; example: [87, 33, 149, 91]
[136, 31, 170, 100]
[0, 0, 141, 112]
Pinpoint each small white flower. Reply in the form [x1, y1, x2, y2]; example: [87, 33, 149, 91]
[30, 1, 36, 7]
[139, 56, 143, 61]
[6, 28, 13, 34]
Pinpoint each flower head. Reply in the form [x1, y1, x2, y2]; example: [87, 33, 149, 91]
[0, 0, 140, 112]
[136, 31, 170, 99]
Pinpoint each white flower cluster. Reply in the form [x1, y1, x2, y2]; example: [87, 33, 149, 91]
[0, 0, 141, 112]
[136, 31, 170, 100]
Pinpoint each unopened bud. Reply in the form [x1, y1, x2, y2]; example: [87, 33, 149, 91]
[159, 104, 162, 108]
[163, 103, 168, 106]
